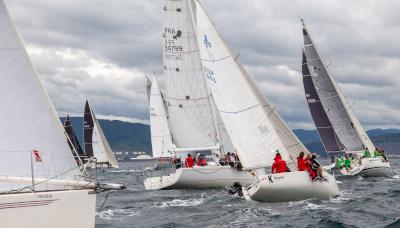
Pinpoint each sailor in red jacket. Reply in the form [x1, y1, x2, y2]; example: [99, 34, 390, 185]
[185, 154, 194, 168]
[271, 152, 288, 173]
[297, 151, 307, 171]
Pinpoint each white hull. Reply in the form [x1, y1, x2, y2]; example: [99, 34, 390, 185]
[242, 171, 339, 202]
[0, 189, 96, 228]
[144, 166, 255, 190]
[339, 157, 391, 177]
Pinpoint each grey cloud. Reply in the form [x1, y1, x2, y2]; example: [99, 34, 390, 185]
[5, 0, 400, 129]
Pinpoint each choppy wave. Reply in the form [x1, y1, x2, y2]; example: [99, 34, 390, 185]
[96, 208, 140, 221]
[153, 198, 205, 208]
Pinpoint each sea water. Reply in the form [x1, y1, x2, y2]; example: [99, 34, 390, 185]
[95, 159, 400, 227]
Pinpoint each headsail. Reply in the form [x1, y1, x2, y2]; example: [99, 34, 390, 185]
[149, 75, 174, 158]
[0, 0, 80, 192]
[302, 20, 375, 152]
[195, 1, 307, 170]
[302, 52, 343, 153]
[163, 0, 218, 148]
[64, 115, 86, 159]
[84, 101, 119, 168]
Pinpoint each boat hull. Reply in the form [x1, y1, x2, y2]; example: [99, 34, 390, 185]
[144, 166, 255, 190]
[242, 171, 339, 202]
[339, 157, 391, 177]
[0, 189, 96, 228]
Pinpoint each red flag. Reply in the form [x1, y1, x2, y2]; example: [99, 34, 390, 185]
[33, 149, 42, 162]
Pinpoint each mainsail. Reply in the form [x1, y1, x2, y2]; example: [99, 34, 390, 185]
[163, 0, 218, 148]
[0, 0, 81, 191]
[64, 115, 86, 159]
[149, 76, 174, 157]
[302, 52, 343, 153]
[302, 20, 375, 152]
[195, 1, 308, 170]
[83, 101, 119, 168]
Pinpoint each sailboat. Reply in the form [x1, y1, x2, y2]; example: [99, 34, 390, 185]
[143, 0, 255, 190]
[195, 1, 339, 202]
[84, 100, 119, 169]
[301, 19, 391, 177]
[64, 115, 86, 163]
[0, 1, 123, 227]
[147, 75, 175, 170]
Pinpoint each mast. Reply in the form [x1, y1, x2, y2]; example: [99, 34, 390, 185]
[301, 19, 375, 152]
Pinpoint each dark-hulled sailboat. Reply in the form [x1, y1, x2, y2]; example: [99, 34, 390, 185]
[83, 100, 119, 168]
[301, 19, 390, 177]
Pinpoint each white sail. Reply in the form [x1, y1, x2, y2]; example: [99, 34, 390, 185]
[195, 1, 303, 170]
[0, 0, 81, 192]
[163, 0, 218, 148]
[302, 21, 375, 152]
[89, 104, 119, 168]
[149, 75, 174, 158]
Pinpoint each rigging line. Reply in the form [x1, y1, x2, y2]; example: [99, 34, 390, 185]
[218, 104, 260, 114]
[200, 55, 230, 62]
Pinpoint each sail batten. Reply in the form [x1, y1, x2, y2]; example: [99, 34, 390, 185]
[302, 21, 375, 152]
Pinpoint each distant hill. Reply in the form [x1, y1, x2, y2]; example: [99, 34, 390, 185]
[59, 117, 400, 157]
[293, 129, 400, 156]
[60, 117, 151, 153]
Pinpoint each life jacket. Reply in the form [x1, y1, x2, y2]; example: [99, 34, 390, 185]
[185, 157, 194, 168]
[272, 156, 288, 173]
[297, 157, 307, 171]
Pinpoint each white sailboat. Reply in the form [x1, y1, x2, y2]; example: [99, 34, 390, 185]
[143, 0, 255, 190]
[301, 19, 391, 177]
[0, 1, 96, 226]
[84, 100, 119, 169]
[195, 1, 339, 202]
[147, 75, 175, 170]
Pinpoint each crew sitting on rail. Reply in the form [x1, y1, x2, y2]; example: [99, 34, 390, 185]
[374, 148, 382, 157]
[271, 152, 289, 174]
[297, 151, 308, 171]
[309, 153, 325, 180]
[197, 154, 207, 166]
[363, 147, 371, 158]
[185, 154, 194, 168]
[344, 154, 352, 170]
[228, 153, 236, 167]
[335, 157, 345, 169]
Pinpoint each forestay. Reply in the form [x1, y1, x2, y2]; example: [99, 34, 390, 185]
[0, 1, 81, 192]
[163, 0, 218, 148]
[195, 1, 305, 170]
[302, 21, 375, 152]
[149, 76, 174, 158]
[302, 52, 343, 153]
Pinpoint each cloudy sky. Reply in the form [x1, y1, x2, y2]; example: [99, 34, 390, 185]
[5, 0, 400, 129]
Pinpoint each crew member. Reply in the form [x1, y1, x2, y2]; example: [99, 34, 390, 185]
[297, 152, 307, 171]
[271, 152, 288, 173]
[185, 154, 194, 168]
